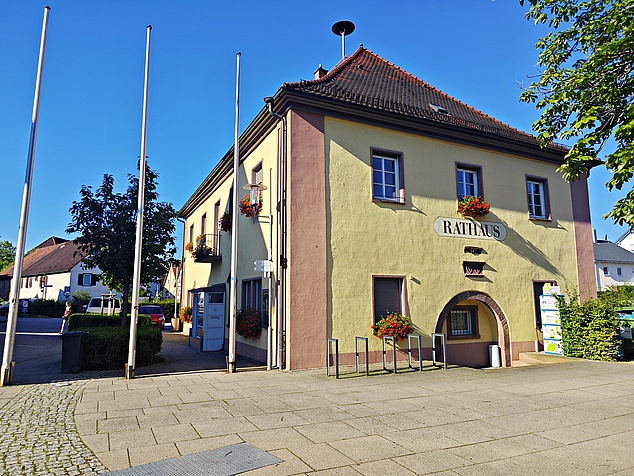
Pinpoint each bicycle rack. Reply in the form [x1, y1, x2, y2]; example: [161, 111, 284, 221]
[382, 335, 398, 373]
[326, 338, 339, 378]
[407, 334, 423, 371]
[355, 336, 369, 376]
[431, 332, 447, 369]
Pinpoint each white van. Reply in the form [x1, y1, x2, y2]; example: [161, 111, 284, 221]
[86, 297, 121, 315]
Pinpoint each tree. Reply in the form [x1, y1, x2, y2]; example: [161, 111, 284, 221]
[520, 0, 634, 226]
[0, 239, 16, 272]
[66, 166, 176, 318]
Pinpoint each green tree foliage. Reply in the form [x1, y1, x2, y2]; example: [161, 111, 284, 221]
[0, 239, 16, 271]
[66, 166, 176, 318]
[520, 0, 634, 226]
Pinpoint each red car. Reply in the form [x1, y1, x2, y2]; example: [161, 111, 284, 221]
[138, 305, 165, 329]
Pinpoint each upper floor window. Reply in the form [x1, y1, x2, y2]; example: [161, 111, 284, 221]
[372, 151, 403, 202]
[603, 267, 609, 276]
[78, 273, 96, 286]
[617, 267, 622, 276]
[252, 162, 263, 185]
[527, 176, 550, 220]
[456, 165, 481, 199]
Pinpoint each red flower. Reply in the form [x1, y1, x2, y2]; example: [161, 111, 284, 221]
[457, 196, 490, 218]
[371, 312, 413, 340]
[239, 193, 262, 218]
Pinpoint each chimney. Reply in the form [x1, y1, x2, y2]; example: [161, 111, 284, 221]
[314, 64, 328, 80]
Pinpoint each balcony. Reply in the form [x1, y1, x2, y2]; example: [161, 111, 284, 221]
[191, 234, 221, 263]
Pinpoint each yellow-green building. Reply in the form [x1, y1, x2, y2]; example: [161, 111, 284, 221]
[177, 47, 596, 370]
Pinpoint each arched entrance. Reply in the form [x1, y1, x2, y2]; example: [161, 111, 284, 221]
[436, 291, 511, 367]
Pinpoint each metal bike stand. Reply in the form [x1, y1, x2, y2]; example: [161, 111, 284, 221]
[326, 338, 339, 378]
[431, 332, 447, 369]
[407, 333, 423, 371]
[355, 336, 369, 376]
[382, 335, 397, 373]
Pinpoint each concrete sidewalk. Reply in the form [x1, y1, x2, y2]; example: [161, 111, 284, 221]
[2, 326, 634, 475]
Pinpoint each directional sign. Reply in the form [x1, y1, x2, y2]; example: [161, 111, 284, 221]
[254, 260, 273, 272]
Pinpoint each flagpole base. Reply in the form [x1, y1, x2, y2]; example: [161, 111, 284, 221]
[0, 362, 15, 387]
[226, 357, 236, 374]
[124, 363, 135, 380]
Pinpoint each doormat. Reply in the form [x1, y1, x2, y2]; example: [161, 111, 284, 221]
[104, 442, 284, 476]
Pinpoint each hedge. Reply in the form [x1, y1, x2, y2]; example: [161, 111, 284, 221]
[557, 292, 621, 361]
[30, 299, 66, 317]
[69, 313, 152, 330]
[79, 325, 162, 370]
[153, 300, 178, 321]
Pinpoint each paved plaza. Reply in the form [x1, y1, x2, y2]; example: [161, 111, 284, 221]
[2, 321, 634, 475]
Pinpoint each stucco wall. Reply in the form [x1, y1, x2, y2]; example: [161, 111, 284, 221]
[325, 118, 584, 361]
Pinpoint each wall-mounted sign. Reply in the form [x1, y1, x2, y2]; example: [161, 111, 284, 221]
[434, 217, 507, 241]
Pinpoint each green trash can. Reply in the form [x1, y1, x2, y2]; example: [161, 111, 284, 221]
[61, 331, 87, 373]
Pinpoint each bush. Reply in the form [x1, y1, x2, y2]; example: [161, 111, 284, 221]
[79, 325, 162, 370]
[557, 291, 620, 361]
[69, 313, 152, 330]
[71, 290, 91, 312]
[30, 299, 66, 317]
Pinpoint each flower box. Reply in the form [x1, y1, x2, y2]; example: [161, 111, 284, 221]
[458, 196, 490, 218]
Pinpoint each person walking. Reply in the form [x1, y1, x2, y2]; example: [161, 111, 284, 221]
[60, 301, 71, 334]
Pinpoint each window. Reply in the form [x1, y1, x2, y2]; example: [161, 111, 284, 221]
[617, 267, 622, 276]
[448, 306, 479, 339]
[603, 267, 609, 276]
[456, 164, 481, 199]
[201, 214, 207, 236]
[189, 224, 194, 244]
[373, 276, 404, 324]
[252, 162, 263, 185]
[242, 278, 262, 312]
[526, 176, 550, 220]
[372, 151, 403, 202]
[78, 273, 96, 286]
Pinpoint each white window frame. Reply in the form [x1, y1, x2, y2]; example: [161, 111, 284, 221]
[617, 267, 622, 276]
[82, 273, 92, 286]
[603, 267, 609, 276]
[527, 177, 550, 220]
[456, 167, 479, 198]
[372, 152, 402, 202]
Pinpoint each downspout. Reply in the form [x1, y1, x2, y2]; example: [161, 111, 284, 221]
[264, 96, 287, 370]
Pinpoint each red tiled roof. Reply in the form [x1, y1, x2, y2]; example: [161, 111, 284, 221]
[283, 47, 557, 149]
[0, 238, 84, 278]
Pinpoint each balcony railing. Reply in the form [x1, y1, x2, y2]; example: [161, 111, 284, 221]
[192, 234, 221, 263]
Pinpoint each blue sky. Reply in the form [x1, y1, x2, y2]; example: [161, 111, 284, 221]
[0, 0, 627, 254]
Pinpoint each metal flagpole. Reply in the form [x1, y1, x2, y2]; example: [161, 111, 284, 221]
[228, 52, 241, 373]
[125, 24, 152, 380]
[1, 6, 51, 387]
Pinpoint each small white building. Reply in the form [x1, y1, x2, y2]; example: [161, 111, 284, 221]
[0, 237, 111, 301]
[594, 239, 634, 290]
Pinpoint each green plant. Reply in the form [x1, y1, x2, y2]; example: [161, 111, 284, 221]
[371, 312, 413, 340]
[30, 299, 66, 317]
[71, 290, 91, 312]
[236, 308, 262, 339]
[154, 300, 176, 321]
[69, 313, 152, 330]
[557, 291, 620, 361]
[79, 325, 162, 370]
[220, 211, 232, 232]
[457, 196, 490, 218]
[179, 305, 192, 323]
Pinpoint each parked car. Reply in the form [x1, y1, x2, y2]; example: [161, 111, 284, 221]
[138, 305, 165, 329]
[86, 297, 121, 315]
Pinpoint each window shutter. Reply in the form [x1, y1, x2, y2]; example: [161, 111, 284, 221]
[373, 278, 402, 323]
[78, 274, 83, 286]
[91, 274, 98, 286]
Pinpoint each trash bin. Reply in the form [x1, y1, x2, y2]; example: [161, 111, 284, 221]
[61, 331, 87, 374]
[489, 344, 501, 368]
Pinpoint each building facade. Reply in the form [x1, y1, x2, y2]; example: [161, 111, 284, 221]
[595, 240, 634, 290]
[0, 237, 111, 302]
[178, 47, 596, 369]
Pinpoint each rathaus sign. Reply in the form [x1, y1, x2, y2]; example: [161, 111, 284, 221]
[434, 217, 507, 241]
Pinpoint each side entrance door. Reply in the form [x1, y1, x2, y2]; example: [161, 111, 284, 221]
[203, 291, 225, 351]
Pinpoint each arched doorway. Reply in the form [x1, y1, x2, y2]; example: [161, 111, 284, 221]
[435, 291, 511, 367]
